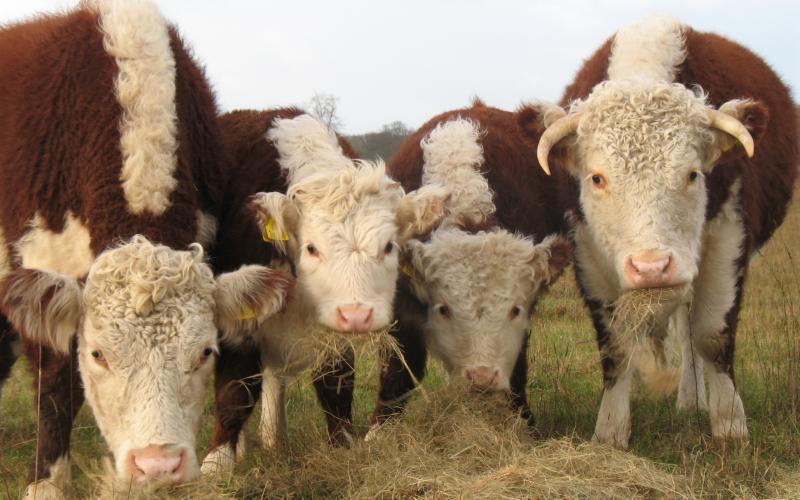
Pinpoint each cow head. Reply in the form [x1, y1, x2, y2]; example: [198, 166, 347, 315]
[403, 229, 571, 391]
[0, 235, 292, 483]
[526, 82, 767, 306]
[249, 115, 450, 333]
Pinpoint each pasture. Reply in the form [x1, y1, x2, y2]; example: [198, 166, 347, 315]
[1, 190, 798, 498]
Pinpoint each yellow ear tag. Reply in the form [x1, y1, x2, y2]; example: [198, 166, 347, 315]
[263, 218, 289, 242]
[237, 308, 257, 320]
[402, 263, 419, 284]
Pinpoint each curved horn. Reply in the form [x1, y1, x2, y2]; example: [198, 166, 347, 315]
[536, 113, 581, 175]
[708, 109, 754, 158]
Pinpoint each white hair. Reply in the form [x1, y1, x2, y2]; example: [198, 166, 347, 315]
[608, 14, 686, 83]
[420, 118, 494, 228]
[85, 235, 215, 317]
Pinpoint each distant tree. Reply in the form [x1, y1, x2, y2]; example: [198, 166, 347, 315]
[308, 92, 343, 131]
[347, 121, 414, 161]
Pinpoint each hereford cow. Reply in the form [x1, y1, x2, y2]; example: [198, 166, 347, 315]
[0, 1, 291, 495]
[526, 16, 797, 448]
[200, 110, 450, 474]
[370, 101, 571, 431]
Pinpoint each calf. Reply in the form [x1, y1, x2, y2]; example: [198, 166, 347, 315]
[0, 1, 291, 495]
[201, 110, 450, 473]
[527, 16, 797, 448]
[371, 101, 571, 430]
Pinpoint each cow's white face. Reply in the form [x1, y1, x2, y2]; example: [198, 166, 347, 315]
[251, 114, 450, 334]
[405, 229, 571, 391]
[563, 82, 732, 301]
[251, 173, 449, 334]
[0, 236, 292, 483]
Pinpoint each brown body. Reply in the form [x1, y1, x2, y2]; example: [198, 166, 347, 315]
[208, 109, 361, 455]
[0, 7, 224, 486]
[372, 101, 566, 426]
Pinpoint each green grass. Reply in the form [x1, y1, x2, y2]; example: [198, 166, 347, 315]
[1, 194, 799, 498]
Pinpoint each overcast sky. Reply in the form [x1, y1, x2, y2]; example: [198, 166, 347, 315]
[2, 1, 798, 134]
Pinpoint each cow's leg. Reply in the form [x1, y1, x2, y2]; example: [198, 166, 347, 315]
[22, 338, 83, 498]
[593, 362, 634, 449]
[690, 198, 749, 439]
[509, 332, 534, 426]
[312, 348, 355, 447]
[201, 343, 262, 475]
[369, 319, 427, 434]
[693, 277, 748, 439]
[674, 303, 708, 411]
[259, 369, 288, 449]
[586, 296, 633, 449]
[0, 318, 20, 401]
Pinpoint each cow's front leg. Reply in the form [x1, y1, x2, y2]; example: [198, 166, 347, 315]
[259, 369, 288, 449]
[202, 342, 262, 475]
[509, 332, 534, 427]
[22, 339, 83, 499]
[690, 205, 749, 440]
[369, 312, 427, 438]
[693, 282, 748, 439]
[673, 303, 708, 411]
[312, 348, 355, 446]
[593, 362, 634, 449]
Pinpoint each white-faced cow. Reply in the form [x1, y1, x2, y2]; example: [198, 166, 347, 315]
[0, 1, 292, 495]
[200, 110, 450, 474]
[526, 16, 797, 448]
[370, 101, 571, 431]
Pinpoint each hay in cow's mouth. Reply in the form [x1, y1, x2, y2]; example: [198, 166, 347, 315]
[608, 287, 684, 362]
[288, 322, 407, 380]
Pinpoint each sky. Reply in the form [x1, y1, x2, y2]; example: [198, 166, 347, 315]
[1, 0, 798, 135]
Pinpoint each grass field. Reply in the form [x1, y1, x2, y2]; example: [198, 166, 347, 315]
[1, 192, 798, 498]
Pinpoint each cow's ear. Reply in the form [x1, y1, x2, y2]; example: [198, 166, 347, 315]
[528, 235, 572, 287]
[516, 102, 579, 176]
[0, 269, 83, 354]
[396, 184, 451, 242]
[249, 192, 301, 256]
[214, 265, 293, 343]
[401, 240, 431, 304]
[707, 99, 769, 168]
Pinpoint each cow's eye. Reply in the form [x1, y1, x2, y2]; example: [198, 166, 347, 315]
[590, 174, 607, 189]
[509, 306, 522, 319]
[384, 241, 395, 255]
[91, 350, 108, 368]
[306, 243, 319, 256]
[688, 170, 701, 183]
[437, 304, 451, 319]
[202, 347, 215, 358]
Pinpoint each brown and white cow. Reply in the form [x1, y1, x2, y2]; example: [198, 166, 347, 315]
[199, 109, 450, 474]
[0, 1, 291, 495]
[526, 16, 797, 448]
[370, 101, 571, 431]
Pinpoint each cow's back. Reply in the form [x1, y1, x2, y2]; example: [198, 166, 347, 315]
[560, 28, 798, 250]
[388, 102, 565, 240]
[0, 4, 225, 270]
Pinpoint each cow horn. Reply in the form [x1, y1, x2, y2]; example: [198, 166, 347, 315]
[707, 109, 754, 158]
[536, 113, 581, 175]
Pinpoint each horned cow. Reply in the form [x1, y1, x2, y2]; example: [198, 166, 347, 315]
[526, 16, 798, 448]
[200, 110, 450, 474]
[0, 1, 291, 495]
[371, 102, 571, 431]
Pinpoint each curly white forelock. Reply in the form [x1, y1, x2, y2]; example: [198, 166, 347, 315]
[84, 235, 215, 316]
[573, 81, 714, 178]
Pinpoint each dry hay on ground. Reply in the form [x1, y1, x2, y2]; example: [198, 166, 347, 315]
[265, 384, 696, 499]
